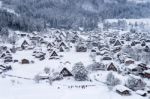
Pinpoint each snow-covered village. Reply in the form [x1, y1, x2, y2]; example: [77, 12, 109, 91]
[0, 0, 150, 99]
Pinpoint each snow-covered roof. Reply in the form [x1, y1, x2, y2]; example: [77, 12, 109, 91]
[0, 43, 13, 48]
[115, 85, 130, 92]
[126, 65, 137, 70]
[39, 72, 49, 77]
[129, 74, 141, 79]
[136, 90, 146, 95]
[144, 69, 150, 74]
[125, 58, 134, 61]
[16, 37, 31, 47]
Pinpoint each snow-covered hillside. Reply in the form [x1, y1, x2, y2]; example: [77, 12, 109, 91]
[0, 0, 18, 16]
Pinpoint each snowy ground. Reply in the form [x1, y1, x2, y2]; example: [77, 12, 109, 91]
[0, 77, 146, 99]
[0, 50, 148, 99]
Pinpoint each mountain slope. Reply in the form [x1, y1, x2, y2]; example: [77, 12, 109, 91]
[1, 0, 150, 32]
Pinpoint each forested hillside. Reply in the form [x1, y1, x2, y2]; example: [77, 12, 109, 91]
[1, 0, 150, 32]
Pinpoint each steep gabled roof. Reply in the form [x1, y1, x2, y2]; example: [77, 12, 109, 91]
[16, 37, 31, 47]
[50, 51, 58, 57]
[60, 67, 73, 77]
[107, 62, 117, 71]
[59, 46, 65, 52]
[114, 40, 122, 46]
[59, 42, 67, 48]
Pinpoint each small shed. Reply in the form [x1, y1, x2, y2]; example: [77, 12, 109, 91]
[115, 85, 131, 96]
[125, 58, 134, 65]
[136, 90, 147, 97]
[21, 59, 30, 64]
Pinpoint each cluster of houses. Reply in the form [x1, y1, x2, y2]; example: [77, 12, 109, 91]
[1, 28, 150, 77]
[0, 27, 150, 97]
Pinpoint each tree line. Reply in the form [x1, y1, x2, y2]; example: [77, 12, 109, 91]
[1, 0, 150, 32]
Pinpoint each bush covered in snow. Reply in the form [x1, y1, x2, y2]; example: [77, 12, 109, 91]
[44, 67, 50, 74]
[125, 77, 146, 91]
[106, 72, 121, 87]
[34, 74, 41, 83]
[72, 62, 88, 81]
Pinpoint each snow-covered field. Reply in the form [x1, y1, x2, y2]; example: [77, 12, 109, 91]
[0, 76, 146, 99]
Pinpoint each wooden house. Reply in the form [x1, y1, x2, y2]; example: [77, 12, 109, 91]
[21, 40, 30, 49]
[125, 58, 135, 65]
[60, 67, 73, 77]
[59, 42, 67, 48]
[49, 51, 59, 59]
[141, 40, 146, 46]
[144, 46, 150, 52]
[114, 40, 122, 47]
[76, 43, 87, 52]
[126, 65, 143, 75]
[58, 42, 69, 52]
[47, 43, 54, 50]
[59, 46, 65, 52]
[0, 53, 6, 58]
[131, 41, 136, 46]
[107, 62, 117, 71]
[143, 70, 150, 79]
[138, 63, 148, 71]
[16, 38, 32, 50]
